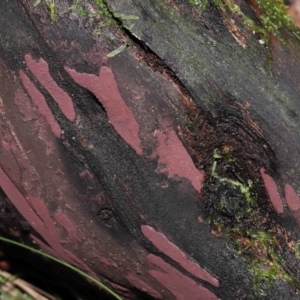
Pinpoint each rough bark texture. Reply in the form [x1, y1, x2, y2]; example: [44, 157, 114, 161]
[1, 0, 300, 299]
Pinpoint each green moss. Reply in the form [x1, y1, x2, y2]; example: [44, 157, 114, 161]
[255, 0, 297, 37]
[33, 0, 41, 6]
[210, 149, 253, 204]
[188, 0, 300, 43]
[238, 231, 280, 296]
[235, 230, 300, 297]
[33, 0, 113, 27]
[46, 0, 56, 23]
[295, 240, 300, 259]
[34, 0, 57, 23]
[66, 0, 115, 34]
[205, 148, 300, 296]
[206, 148, 258, 227]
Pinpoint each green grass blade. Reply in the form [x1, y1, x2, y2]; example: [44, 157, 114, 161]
[0, 236, 122, 300]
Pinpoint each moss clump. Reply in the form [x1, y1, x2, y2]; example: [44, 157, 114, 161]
[34, 0, 56, 23]
[204, 148, 300, 296]
[46, 0, 56, 23]
[236, 230, 300, 297]
[205, 148, 259, 229]
[188, 0, 300, 43]
[255, 0, 297, 37]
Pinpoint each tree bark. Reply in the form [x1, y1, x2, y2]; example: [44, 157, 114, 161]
[1, 0, 300, 299]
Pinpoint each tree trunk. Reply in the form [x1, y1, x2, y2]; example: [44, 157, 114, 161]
[1, 0, 300, 299]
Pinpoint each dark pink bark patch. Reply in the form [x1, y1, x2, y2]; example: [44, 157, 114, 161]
[54, 212, 82, 243]
[260, 168, 284, 214]
[0, 167, 49, 235]
[28, 196, 58, 237]
[155, 130, 205, 193]
[285, 184, 300, 212]
[148, 254, 219, 300]
[31, 235, 57, 258]
[0, 168, 65, 261]
[65, 66, 143, 155]
[24, 54, 75, 122]
[142, 225, 218, 287]
[92, 248, 112, 266]
[0, 167, 98, 277]
[110, 282, 130, 299]
[31, 234, 98, 278]
[1, 140, 10, 151]
[126, 274, 163, 299]
[20, 70, 61, 138]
